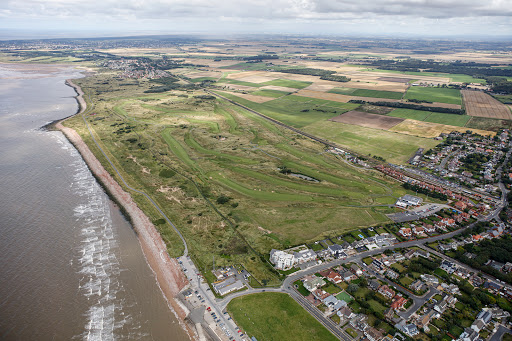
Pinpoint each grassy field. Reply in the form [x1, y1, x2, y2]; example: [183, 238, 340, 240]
[388, 109, 471, 127]
[329, 87, 403, 100]
[216, 91, 358, 128]
[227, 293, 338, 341]
[302, 120, 440, 164]
[405, 86, 461, 105]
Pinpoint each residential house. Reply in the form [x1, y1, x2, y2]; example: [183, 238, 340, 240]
[326, 271, 343, 284]
[434, 299, 448, 314]
[342, 270, 357, 282]
[379, 285, 396, 299]
[337, 306, 355, 321]
[402, 324, 419, 337]
[440, 260, 457, 274]
[303, 277, 325, 292]
[350, 264, 363, 276]
[423, 224, 436, 234]
[369, 279, 381, 291]
[418, 309, 435, 329]
[410, 279, 425, 292]
[365, 327, 383, 341]
[312, 289, 330, 300]
[399, 228, 412, 238]
[391, 295, 407, 310]
[457, 328, 480, 341]
[420, 274, 439, 286]
[483, 281, 502, 293]
[323, 295, 346, 311]
[386, 269, 399, 280]
[440, 283, 460, 295]
[350, 314, 368, 331]
[413, 225, 426, 236]
[328, 244, 345, 258]
[294, 249, 317, 264]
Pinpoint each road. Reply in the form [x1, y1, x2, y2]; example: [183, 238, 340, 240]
[490, 325, 512, 341]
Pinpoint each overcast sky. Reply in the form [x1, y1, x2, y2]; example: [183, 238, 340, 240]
[1, 0, 511, 39]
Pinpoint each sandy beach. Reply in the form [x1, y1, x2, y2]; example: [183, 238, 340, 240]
[57, 80, 195, 339]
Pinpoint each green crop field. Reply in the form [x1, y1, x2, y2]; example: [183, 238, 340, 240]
[302, 120, 440, 164]
[424, 112, 470, 126]
[251, 89, 291, 98]
[388, 108, 432, 121]
[261, 78, 312, 89]
[388, 109, 470, 127]
[227, 293, 338, 341]
[404, 86, 461, 105]
[329, 88, 403, 100]
[216, 78, 262, 87]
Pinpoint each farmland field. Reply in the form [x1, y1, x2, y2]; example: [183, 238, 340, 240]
[227, 293, 338, 341]
[302, 120, 440, 164]
[462, 90, 512, 120]
[390, 119, 494, 138]
[215, 91, 359, 128]
[388, 109, 471, 127]
[405, 86, 461, 105]
[367, 69, 486, 84]
[251, 89, 291, 98]
[329, 87, 403, 99]
[262, 78, 312, 89]
[329, 111, 404, 130]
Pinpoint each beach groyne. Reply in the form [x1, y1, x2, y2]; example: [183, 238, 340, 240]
[57, 79, 195, 339]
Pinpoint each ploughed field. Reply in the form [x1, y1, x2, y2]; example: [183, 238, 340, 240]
[462, 90, 512, 120]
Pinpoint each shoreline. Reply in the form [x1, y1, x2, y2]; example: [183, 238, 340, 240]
[57, 79, 195, 340]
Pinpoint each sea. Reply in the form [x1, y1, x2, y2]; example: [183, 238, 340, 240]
[0, 64, 190, 341]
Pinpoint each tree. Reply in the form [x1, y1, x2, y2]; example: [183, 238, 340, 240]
[347, 283, 359, 293]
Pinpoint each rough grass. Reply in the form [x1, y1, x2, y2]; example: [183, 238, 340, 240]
[227, 293, 338, 341]
[405, 87, 461, 105]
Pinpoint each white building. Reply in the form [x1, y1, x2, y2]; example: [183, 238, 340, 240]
[395, 194, 423, 208]
[270, 249, 296, 270]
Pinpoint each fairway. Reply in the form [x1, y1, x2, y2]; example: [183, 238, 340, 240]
[405, 86, 461, 105]
[227, 293, 338, 341]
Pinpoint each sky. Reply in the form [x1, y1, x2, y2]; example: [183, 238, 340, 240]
[1, 0, 511, 39]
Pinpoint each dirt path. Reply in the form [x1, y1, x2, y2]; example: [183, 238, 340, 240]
[57, 80, 195, 339]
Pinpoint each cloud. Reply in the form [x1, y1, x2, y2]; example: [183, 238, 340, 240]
[2, 0, 512, 20]
[0, 0, 510, 37]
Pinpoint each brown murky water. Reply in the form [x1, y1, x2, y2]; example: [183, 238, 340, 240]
[0, 64, 190, 341]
